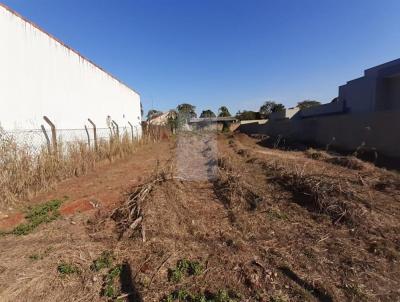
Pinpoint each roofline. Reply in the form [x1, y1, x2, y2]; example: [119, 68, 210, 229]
[365, 58, 400, 75]
[0, 2, 140, 96]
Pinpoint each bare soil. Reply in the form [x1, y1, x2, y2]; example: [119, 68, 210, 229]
[0, 132, 399, 302]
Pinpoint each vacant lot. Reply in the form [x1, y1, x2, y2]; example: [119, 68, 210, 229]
[0, 132, 399, 302]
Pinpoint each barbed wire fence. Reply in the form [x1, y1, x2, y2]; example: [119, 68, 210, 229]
[0, 116, 171, 211]
[2, 116, 145, 155]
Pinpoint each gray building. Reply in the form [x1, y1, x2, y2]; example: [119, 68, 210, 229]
[339, 58, 400, 113]
[300, 58, 400, 118]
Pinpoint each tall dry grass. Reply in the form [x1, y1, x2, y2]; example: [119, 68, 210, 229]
[0, 126, 167, 211]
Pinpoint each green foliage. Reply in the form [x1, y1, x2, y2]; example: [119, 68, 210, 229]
[90, 251, 114, 271]
[175, 103, 197, 129]
[218, 106, 231, 117]
[147, 109, 163, 120]
[188, 261, 204, 276]
[177, 103, 197, 125]
[214, 290, 233, 302]
[259, 101, 286, 117]
[12, 199, 62, 235]
[58, 262, 79, 276]
[200, 110, 216, 118]
[101, 265, 122, 299]
[168, 259, 204, 283]
[297, 100, 321, 110]
[235, 110, 260, 121]
[162, 289, 237, 302]
[177, 103, 197, 116]
[169, 267, 184, 283]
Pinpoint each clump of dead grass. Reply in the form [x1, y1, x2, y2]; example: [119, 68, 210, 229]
[261, 160, 364, 225]
[111, 161, 173, 240]
[214, 156, 263, 211]
[325, 156, 365, 170]
[304, 148, 330, 161]
[305, 148, 368, 170]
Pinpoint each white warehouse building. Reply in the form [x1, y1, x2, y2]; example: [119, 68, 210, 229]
[0, 4, 142, 143]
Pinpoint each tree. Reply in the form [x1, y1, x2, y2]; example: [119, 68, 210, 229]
[147, 109, 162, 120]
[272, 103, 285, 113]
[177, 103, 197, 118]
[235, 110, 260, 121]
[259, 101, 285, 118]
[218, 106, 231, 117]
[167, 110, 178, 133]
[297, 100, 321, 110]
[200, 110, 216, 118]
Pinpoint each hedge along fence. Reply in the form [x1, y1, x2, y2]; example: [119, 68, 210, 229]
[0, 116, 168, 211]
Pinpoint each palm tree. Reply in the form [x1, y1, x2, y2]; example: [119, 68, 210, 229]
[218, 106, 231, 117]
[200, 110, 216, 118]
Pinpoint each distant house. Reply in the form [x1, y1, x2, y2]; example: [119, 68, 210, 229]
[148, 111, 177, 126]
[299, 58, 400, 118]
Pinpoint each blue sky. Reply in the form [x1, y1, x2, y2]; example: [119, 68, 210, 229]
[3, 0, 400, 116]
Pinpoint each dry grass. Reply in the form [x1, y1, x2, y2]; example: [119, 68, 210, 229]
[305, 148, 367, 170]
[214, 156, 263, 211]
[111, 160, 173, 240]
[265, 161, 363, 224]
[304, 148, 331, 161]
[229, 140, 366, 225]
[1, 133, 400, 301]
[325, 156, 365, 170]
[0, 126, 167, 212]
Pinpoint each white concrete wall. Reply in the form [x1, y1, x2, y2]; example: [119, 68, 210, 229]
[0, 5, 141, 142]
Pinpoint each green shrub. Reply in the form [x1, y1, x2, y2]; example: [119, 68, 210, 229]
[90, 251, 114, 271]
[12, 199, 62, 235]
[168, 259, 204, 283]
[58, 262, 79, 276]
[101, 265, 122, 299]
[162, 288, 237, 302]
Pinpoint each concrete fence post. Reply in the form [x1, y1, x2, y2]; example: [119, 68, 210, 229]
[135, 126, 138, 141]
[88, 118, 98, 151]
[40, 125, 51, 154]
[84, 125, 91, 148]
[128, 121, 134, 142]
[112, 120, 119, 138]
[43, 116, 57, 155]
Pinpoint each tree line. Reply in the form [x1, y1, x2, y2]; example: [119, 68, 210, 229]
[146, 100, 321, 121]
